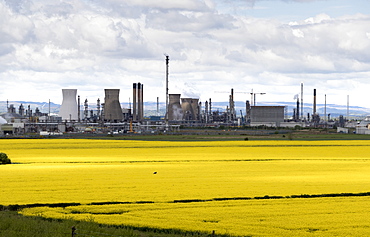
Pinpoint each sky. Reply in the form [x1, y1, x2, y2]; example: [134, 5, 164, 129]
[1, 0, 370, 109]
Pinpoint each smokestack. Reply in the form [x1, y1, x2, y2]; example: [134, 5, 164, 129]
[209, 98, 212, 122]
[78, 95, 80, 122]
[205, 100, 208, 123]
[296, 97, 300, 122]
[313, 89, 316, 115]
[229, 88, 235, 121]
[141, 84, 144, 120]
[165, 55, 169, 125]
[157, 97, 159, 116]
[84, 98, 88, 120]
[246, 100, 251, 122]
[138, 83, 142, 121]
[198, 101, 202, 121]
[347, 95, 349, 120]
[97, 98, 101, 119]
[301, 82, 303, 120]
[133, 83, 137, 121]
[324, 94, 327, 123]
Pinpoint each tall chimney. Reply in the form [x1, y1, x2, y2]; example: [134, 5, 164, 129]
[97, 98, 100, 119]
[165, 55, 169, 125]
[246, 100, 251, 122]
[209, 98, 212, 122]
[347, 95, 349, 120]
[205, 100, 209, 123]
[313, 89, 317, 115]
[141, 84, 144, 120]
[296, 97, 300, 121]
[157, 97, 159, 116]
[230, 88, 235, 120]
[78, 95, 80, 122]
[324, 94, 327, 123]
[133, 83, 137, 121]
[300, 82, 303, 120]
[138, 83, 142, 121]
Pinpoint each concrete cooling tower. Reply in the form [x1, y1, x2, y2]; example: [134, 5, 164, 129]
[59, 89, 78, 121]
[104, 89, 123, 121]
[181, 98, 199, 121]
[168, 94, 183, 121]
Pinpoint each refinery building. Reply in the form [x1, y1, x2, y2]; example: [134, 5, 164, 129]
[0, 83, 358, 136]
[0, 57, 363, 136]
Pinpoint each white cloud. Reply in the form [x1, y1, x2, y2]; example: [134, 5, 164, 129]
[1, 0, 370, 109]
[292, 28, 304, 38]
[304, 13, 331, 24]
[124, 0, 210, 11]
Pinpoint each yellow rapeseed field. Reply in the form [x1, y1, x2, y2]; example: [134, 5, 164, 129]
[1, 139, 370, 236]
[20, 197, 370, 236]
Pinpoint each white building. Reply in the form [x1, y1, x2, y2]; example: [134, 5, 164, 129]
[355, 116, 370, 135]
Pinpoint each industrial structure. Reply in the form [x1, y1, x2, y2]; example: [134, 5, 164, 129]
[59, 89, 78, 121]
[132, 83, 144, 122]
[104, 89, 123, 122]
[249, 106, 285, 127]
[0, 56, 364, 136]
[168, 94, 182, 121]
[0, 84, 357, 136]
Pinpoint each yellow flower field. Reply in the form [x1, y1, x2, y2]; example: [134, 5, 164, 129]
[1, 139, 370, 236]
[20, 197, 370, 237]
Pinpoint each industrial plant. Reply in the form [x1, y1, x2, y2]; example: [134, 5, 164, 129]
[1, 56, 369, 136]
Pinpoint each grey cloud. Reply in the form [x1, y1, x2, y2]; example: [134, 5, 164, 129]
[2, 0, 31, 13]
[115, 0, 211, 12]
[218, 0, 323, 7]
[86, 0, 213, 18]
[246, 0, 322, 3]
[0, 4, 34, 44]
[0, 0, 157, 73]
[146, 10, 235, 32]
[37, 2, 74, 17]
[1, 0, 370, 108]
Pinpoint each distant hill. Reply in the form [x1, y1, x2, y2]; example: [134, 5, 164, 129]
[1, 100, 369, 119]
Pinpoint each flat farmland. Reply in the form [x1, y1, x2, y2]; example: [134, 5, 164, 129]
[1, 139, 370, 236]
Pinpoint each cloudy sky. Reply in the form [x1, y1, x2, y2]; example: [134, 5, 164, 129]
[1, 0, 370, 109]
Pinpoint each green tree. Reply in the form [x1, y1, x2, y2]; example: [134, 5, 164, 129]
[0, 153, 11, 164]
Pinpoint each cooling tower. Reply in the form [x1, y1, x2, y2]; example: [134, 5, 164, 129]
[181, 98, 199, 121]
[104, 89, 123, 121]
[59, 89, 78, 121]
[168, 94, 183, 121]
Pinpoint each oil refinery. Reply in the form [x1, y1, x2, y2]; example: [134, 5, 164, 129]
[0, 57, 369, 136]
